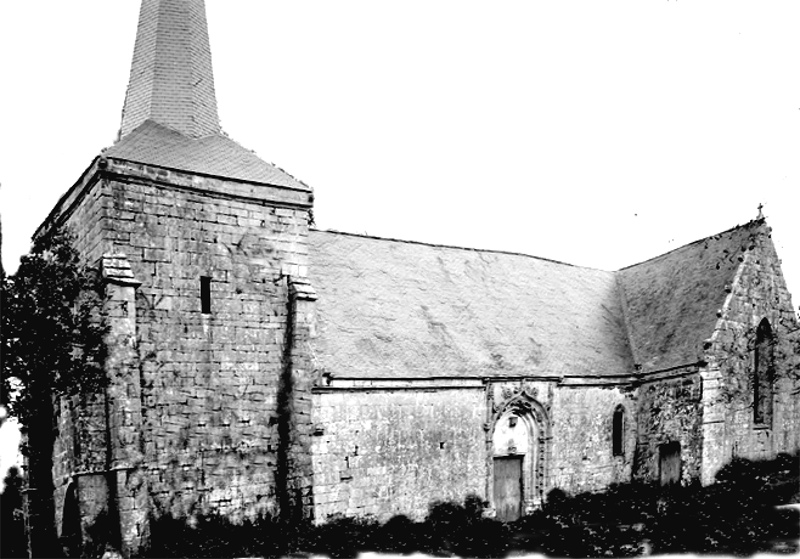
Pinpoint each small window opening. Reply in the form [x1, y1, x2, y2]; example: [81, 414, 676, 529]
[200, 276, 212, 314]
[612, 405, 625, 457]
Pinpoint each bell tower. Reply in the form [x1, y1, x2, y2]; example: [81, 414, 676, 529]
[37, 1, 316, 555]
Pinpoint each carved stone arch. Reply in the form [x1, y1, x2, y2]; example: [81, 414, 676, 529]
[491, 392, 552, 436]
[488, 390, 552, 517]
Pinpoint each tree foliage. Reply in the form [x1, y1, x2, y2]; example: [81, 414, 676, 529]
[1, 226, 107, 557]
[1, 226, 107, 429]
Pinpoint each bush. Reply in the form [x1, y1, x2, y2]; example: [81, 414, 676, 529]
[374, 514, 417, 554]
[419, 494, 507, 558]
[141, 512, 287, 558]
[307, 515, 379, 558]
[135, 456, 798, 558]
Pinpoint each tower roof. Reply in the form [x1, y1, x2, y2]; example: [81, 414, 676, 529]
[120, 0, 220, 139]
[105, 120, 310, 189]
[108, 0, 310, 190]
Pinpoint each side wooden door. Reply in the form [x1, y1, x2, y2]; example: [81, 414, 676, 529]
[659, 441, 682, 486]
[493, 456, 523, 522]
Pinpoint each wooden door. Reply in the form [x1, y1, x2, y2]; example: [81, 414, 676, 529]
[494, 456, 523, 522]
[659, 442, 681, 486]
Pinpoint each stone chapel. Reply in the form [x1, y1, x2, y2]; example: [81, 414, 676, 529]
[31, 0, 799, 555]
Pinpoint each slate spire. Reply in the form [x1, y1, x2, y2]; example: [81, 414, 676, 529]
[119, 0, 221, 139]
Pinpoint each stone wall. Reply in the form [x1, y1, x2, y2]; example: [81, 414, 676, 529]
[51, 394, 110, 542]
[633, 372, 703, 484]
[701, 226, 800, 483]
[42, 158, 314, 547]
[107, 160, 311, 521]
[549, 385, 636, 493]
[311, 386, 486, 522]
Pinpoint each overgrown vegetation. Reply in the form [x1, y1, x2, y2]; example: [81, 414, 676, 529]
[514, 452, 799, 557]
[139, 453, 798, 558]
[141, 494, 509, 559]
[1, 226, 107, 557]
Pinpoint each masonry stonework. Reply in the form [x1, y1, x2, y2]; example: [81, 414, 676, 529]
[633, 372, 703, 484]
[701, 225, 800, 483]
[119, 161, 311, 523]
[547, 385, 636, 493]
[311, 386, 486, 521]
[42, 156, 313, 553]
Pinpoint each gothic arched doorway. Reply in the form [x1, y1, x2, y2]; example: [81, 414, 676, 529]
[489, 392, 550, 521]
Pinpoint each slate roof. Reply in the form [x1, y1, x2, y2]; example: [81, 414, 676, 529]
[308, 222, 768, 380]
[617, 219, 766, 372]
[308, 230, 635, 379]
[107, 0, 309, 190]
[120, 0, 220, 138]
[105, 120, 309, 190]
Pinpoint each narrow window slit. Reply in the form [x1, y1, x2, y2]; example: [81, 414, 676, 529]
[612, 406, 625, 457]
[201, 276, 212, 314]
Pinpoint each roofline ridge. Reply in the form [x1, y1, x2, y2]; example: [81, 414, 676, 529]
[616, 218, 767, 271]
[216, 133, 313, 189]
[104, 120, 311, 191]
[706, 251, 751, 351]
[613, 274, 640, 369]
[311, 228, 613, 271]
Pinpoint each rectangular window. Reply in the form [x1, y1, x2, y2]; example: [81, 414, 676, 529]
[200, 276, 211, 314]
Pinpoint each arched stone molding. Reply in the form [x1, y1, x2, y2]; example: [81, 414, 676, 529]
[753, 317, 775, 427]
[487, 388, 552, 514]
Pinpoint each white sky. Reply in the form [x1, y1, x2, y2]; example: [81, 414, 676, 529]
[0, 1, 799, 472]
